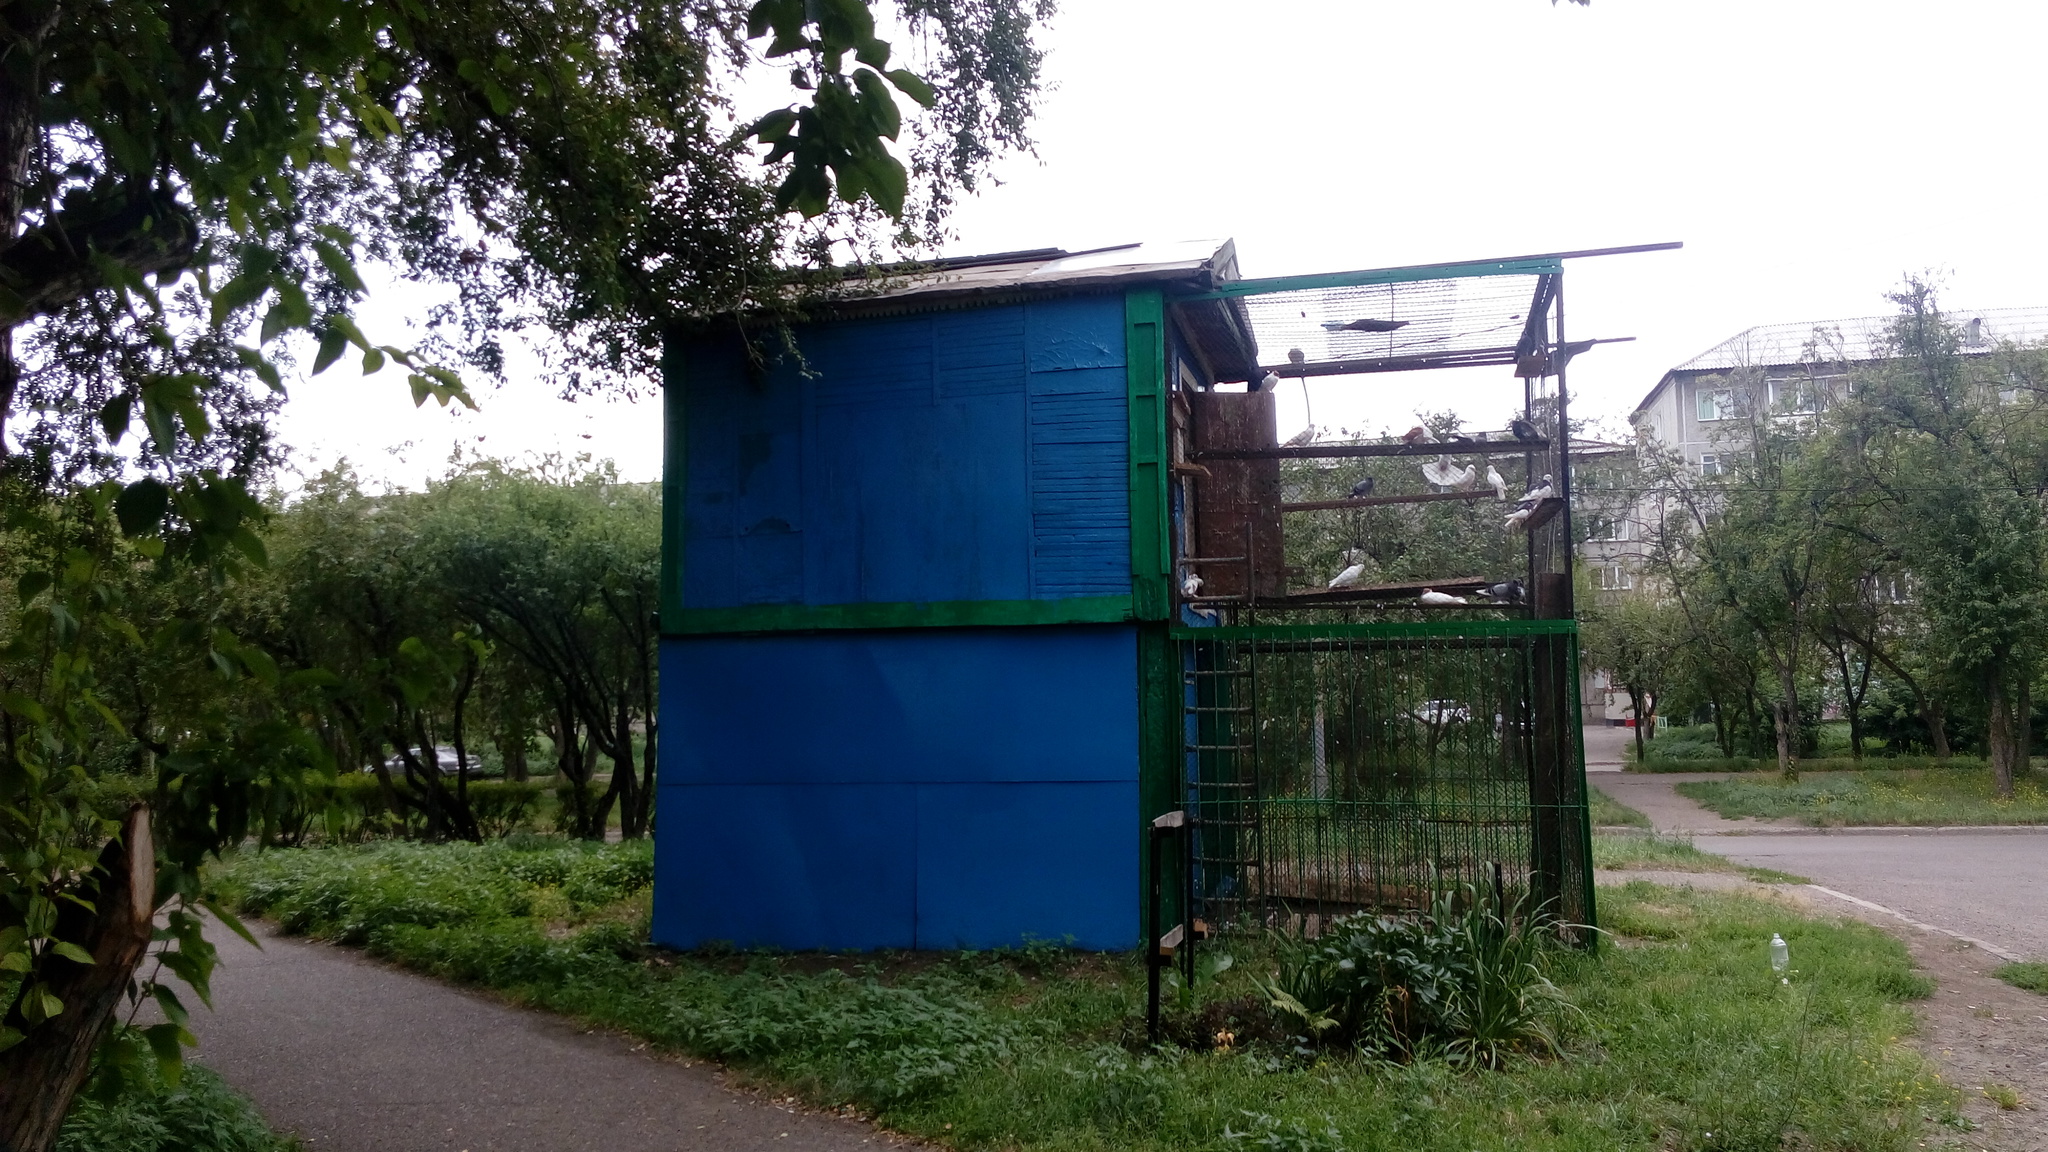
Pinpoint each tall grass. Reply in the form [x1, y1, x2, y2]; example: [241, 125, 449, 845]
[1677, 769, 2048, 826]
[206, 842, 1957, 1151]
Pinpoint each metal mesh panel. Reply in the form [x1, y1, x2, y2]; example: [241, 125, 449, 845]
[1178, 620, 1593, 935]
[1236, 275, 1542, 371]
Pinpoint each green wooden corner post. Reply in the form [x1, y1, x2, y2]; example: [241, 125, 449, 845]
[659, 326, 688, 636]
[1127, 289, 1181, 936]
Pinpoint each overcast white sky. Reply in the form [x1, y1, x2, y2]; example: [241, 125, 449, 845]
[275, 0, 2048, 489]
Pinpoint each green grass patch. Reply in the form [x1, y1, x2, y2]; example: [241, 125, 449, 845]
[1587, 787, 1650, 828]
[1676, 768, 2048, 826]
[206, 842, 1958, 1151]
[1994, 961, 2048, 994]
[1591, 833, 1810, 884]
[55, 1029, 296, 1152]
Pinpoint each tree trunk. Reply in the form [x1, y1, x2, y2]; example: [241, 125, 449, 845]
[501, 725, 529, 783]
[0, 807, 156, 1152]
[1628, 688, 1648, 764]
[2020, 676, 2034, 778]
[1987, 672, 2017, 799]
[1773, 662, 1799, 780]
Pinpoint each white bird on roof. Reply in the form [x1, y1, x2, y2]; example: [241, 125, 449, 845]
[1418, 589, 1466, 606]
[1486, 464, 1507, 501]
[1283, 425, 1317, 448]
[1328, 549, 1370, 589]
[1181, 571, 1203, 598]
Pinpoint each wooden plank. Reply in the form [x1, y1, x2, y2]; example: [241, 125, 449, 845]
[1186, 390, 1286, 598]
[1281, 490, 1496, 513]
[1195, 439, 1548, 461]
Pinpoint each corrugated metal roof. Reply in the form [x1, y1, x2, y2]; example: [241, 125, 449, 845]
[1671, 306, 2048, 372]
[852, 238, 1238, 304]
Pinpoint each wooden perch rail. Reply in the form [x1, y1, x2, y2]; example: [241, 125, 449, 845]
[1281, 490, 1497, 513]
[1193, 439, 1549, 462]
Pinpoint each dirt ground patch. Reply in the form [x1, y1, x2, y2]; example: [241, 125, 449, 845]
[1819, 905, 2048, 1151]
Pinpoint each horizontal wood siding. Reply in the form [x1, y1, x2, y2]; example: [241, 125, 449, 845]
[680, 298, 1131, 612]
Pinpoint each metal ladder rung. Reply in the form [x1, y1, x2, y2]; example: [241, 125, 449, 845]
[1184, 705, 1252, 714]
[1189, 780, 1255, 790]
[1186, 743, 1250, 752]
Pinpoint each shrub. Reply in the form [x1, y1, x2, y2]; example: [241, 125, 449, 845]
[56, 1030, 292, 1152]
[1250, 882, 1569, 1067]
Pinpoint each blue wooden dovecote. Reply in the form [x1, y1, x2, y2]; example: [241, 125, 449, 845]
[652, 240, 1251, 951]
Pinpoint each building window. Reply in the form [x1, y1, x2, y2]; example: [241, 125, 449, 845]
[1768, 376, 1817, 414]
[1594, 517, 1630, 542]
[1599, 564, 1634, 591]
[1696, 389, 1730, 421]
[1699, 453, 1723, 476]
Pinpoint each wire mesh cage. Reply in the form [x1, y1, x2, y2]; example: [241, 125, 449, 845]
[1178, 619, 1594, 936]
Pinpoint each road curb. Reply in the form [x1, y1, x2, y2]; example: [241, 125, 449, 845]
[1689, 824, 2048, 837]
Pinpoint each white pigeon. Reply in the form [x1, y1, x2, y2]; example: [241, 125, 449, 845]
[1418, 589, 1466, 606]
[1516, 474, 1556, 508]
[1504, 505, 1533, 530]
[1421, 456, 1477, 490]
[1283, 424, 1317, 448]
[1328, 550, 1370, 589]
[1256, 372, 1281, 393]
[1181, 572, 1203, 598]
[1485, 464, 1507, 501]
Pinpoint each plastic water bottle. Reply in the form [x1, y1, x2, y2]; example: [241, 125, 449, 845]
[1770, 933, 1790, 974]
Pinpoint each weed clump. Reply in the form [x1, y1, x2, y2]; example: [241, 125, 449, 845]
[1248, 884, 1570, 1068]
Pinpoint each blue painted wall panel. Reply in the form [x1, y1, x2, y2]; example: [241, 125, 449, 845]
[653, 626, 1142, 951]
[679, 297, 1132, 610]
[1026, 298, 1127, 371]
[651, 783, 917, 950]
[659, 628, 1137, 785]
[915, 782, 1137, 949]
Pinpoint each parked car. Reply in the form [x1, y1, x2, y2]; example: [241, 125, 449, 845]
[1408, 700, 1472, 725]
[366, 745, 482, 775]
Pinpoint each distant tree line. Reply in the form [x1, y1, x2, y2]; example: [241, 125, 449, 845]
[1580, 284, 2048, 794]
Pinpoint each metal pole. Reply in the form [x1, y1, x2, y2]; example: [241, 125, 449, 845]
[1554, 275, 1575, 590]
[1146, 818, 1163, 1046]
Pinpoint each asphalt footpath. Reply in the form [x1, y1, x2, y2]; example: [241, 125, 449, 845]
[189, 922, 909, 1152]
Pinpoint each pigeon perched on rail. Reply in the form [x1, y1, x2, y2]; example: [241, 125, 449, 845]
[1503, 505, 1534, 531]
[1510, 417, 1541, 443]
[1180, 572, 1203, 598]
[1485, 464, 1507, 500]
[1328, 550, 1370, 589]
[1255, 371, 1281, 393]
[1321, 317, 1410, 333]
[1478, 578, 1526, 604]
[1349, 476, 1376, 498]
[1516, 475, 1556, 508]
[1400, 424, 1437, 446]
[1417, 589, 1467, 606]
[1283, 425, 1317, 448]
[1421, 456, 1476, 489]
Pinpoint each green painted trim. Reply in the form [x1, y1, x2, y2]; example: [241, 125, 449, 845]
[1172, 619, 1578, 642]
[666, 595, 1135, 636]
[1175, 257, 1563, 302]
[659, 329, 688, 630]
[1126, 289, 1171, 621]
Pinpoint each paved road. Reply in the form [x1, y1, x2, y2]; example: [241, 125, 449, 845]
[1701, 830, 2048, 961]
[190, 923, 901, 1152]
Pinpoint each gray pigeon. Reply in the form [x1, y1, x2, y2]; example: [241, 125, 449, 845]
[1349, 476, 1375, 498]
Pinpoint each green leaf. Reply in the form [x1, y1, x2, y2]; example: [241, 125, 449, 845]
[313, 327, 349, 375]
[100, 395, 133, 441]
[16, 571, 52, 601]
[50, 940, 95, 965]
[143, 1021, 190, 1085]
[208, 273, 269, 328]
[884, 68, 936, 109]
[363, 346, 386, 374]
[200, 900, 262, 950]
[313, 239, 367, 293]
[115, 478, 172, 537]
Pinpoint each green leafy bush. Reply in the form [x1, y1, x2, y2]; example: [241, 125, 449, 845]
[56, 1031, 292, 1152]
[1251, 883, 1569, 1067]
